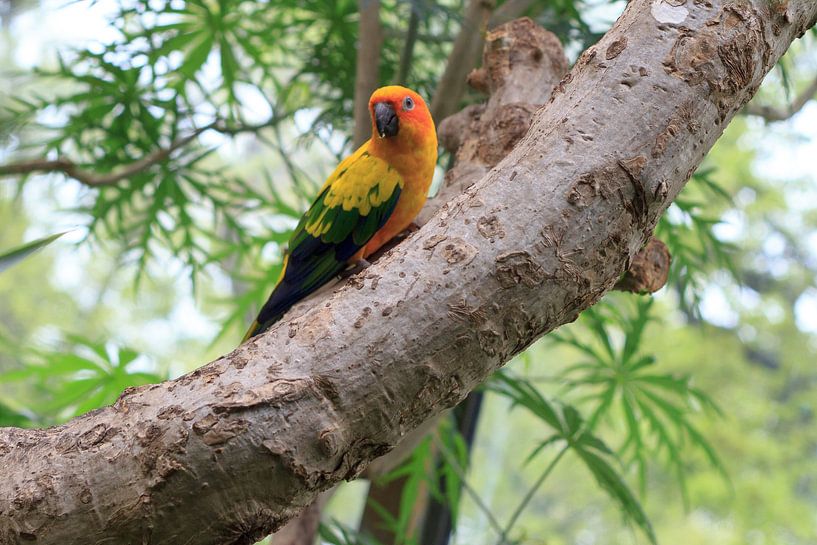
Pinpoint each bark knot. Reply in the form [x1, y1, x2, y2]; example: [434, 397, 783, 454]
[477, 214, 506, 240]
[605, 36, 628, 59]
[663, 5, 766, 118]
[441, 238, 478, 267]
[495, 251, 547, 288]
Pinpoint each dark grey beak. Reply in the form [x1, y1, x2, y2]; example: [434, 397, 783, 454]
[374, 102, 399, 138]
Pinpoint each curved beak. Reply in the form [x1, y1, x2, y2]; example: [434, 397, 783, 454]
[374, 102, 399, 138]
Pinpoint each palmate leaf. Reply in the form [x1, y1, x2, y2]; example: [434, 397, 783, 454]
[488, 370, 656, 545]
[652, 164, 736, 316]
[367, 436, 432, 545]
[3, 0, 460, 294]
[657, 196, 737, 313]
[0, 232, 69, 274]
[575, 446, 657, 545]
[0, 336, 165, 424]
[551, 297, 727, 502]
[430, 418, 470, 526]
[691, 168, 733, 205]
[489, 371, 562, 431]
[394, 440, 429, 545]
[367, 417, 473, 545]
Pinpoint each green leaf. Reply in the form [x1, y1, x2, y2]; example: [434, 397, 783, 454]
[0, 232, 69, 274]
[490, 373, 562, 431]
[575, 447, 657, 545]
[219, 36, 240, 102]
[178, 33, 214, 80]
[0, 402, 32, 427]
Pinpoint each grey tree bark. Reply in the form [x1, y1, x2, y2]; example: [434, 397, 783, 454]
[2, 2, 816, 544]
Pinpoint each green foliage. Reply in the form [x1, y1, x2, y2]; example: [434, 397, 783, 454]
[0, 231, 68, 274]
[431, 419, 470, 526]
[550, 298, 727, 504]
[489, 371, 655, 545]
[366, 438, 431, 545]
[0, 401, 32, 427]
[320, 520, 384, 545]
[0, 335, 165, 425]
[364, 419, 471, 545]
[2, 0, 463, 288]
[656, 168, 737, 316]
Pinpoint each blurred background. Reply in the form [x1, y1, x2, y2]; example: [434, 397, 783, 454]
[1, 1, 817, 544]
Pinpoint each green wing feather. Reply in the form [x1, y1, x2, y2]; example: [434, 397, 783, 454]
[245, 148, 403, 340]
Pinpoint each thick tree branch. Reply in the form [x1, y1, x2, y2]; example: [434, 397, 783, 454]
[2, 3, 816, 545]
[425, 19, 667, 295]
[281, 2, 383, 540]
[744, 72, 817, 121]
[353, 0, 383, 148]
[360, 19, 571, 543]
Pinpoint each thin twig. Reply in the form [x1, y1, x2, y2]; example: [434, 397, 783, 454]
[433, 436, 506, 539]
[744, 74, 817, 121]
[0, 126, 210, 187]
[495, 444, 569, 545]
[0, 117, 278, 187]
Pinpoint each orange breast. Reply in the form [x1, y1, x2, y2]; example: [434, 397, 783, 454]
[359, 142, 437, 259]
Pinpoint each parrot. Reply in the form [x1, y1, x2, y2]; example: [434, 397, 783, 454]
[243, 85, 438, 341]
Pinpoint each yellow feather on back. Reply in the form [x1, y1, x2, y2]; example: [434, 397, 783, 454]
[304, 145, 403, 237]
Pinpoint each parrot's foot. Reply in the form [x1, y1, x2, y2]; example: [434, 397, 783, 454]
[340, 259, 371, 278]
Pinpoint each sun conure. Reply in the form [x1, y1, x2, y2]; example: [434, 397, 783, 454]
[243, 85, 437, 341]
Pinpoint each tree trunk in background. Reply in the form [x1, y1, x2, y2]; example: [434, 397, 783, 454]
[430, 0, 495, 122]
[2, 3, 816, 544]
[429, 0, 547, 123]
[418, 392, 483, 545]
[353, 0, 383, 148]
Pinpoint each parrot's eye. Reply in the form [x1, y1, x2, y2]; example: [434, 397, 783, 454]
[402, 96, 415, 111]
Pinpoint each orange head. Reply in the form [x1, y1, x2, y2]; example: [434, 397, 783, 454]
[368, 86, 435, 149]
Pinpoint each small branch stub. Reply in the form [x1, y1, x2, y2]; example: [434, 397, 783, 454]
[614, 238, 671, 294]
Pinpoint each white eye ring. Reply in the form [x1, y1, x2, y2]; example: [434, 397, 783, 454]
[402, 96, 415, 111]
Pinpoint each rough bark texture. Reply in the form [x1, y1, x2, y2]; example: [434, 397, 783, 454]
[424, 19, 668, 294]
[419, 17, 569, 226]
[2, 2, 816, 544]
[265, 491, 330, 545]
[356, 20, 569, 545]
[273, 2, 380, 539]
